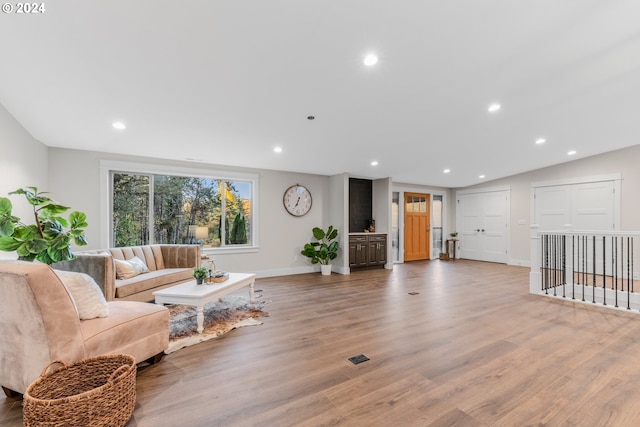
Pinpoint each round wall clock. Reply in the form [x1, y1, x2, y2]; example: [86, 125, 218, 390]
[283, 184, 312, 217]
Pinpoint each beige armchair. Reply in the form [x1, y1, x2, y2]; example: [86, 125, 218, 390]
[0, 260, 169, 396]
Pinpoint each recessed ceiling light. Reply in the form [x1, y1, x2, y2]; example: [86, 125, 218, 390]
[479, 174, 486, 179]
[371, 161, 378, 166]
[443, 169, 451, 174]
[363, 53, 378, 66]
[568, 150, 577, 156]
[487, 103, 501, 113]
[274, 147, 283, 153]
[112, 121, 126, 130]
[535, 138, 546, 145]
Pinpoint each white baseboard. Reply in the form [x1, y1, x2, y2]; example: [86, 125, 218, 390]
[253, 264, 351, 278]
[509, 258, 530, 267]
[253, 266, 316, 278]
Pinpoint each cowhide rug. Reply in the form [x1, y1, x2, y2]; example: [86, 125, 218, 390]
[165, 293, 269, 354]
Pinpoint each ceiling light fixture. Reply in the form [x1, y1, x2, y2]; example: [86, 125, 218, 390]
[363, 53, 378, 66]
[371, 161, 378, 166]
[443, 169, 451, 174]
[479, 174, 486, 179]
[568, 150, 577, 156]
[112, 121, 126, 130]
[535, 138, 546, 145]
[487, 103, 501, 113]
[274, 147, 283, 153]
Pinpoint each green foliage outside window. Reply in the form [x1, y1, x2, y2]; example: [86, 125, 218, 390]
[112, 173, 251, 248]
[229, 212, 247, 244]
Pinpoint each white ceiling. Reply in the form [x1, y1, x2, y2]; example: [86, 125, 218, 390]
[2, 1, 640, 188]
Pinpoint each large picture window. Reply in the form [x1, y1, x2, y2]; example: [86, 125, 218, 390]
[110, 170, 253, 249]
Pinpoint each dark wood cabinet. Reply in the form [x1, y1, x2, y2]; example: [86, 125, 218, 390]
[368, 235, 387, 266]
[349, 235, 369, 268]
[349, 234, 387, 269]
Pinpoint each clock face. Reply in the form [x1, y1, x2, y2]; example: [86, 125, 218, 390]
[283, 184, 312, 217]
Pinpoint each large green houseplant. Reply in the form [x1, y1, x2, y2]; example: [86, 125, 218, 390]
[300, 225, 339, 275]
[0, 187, 88, 264]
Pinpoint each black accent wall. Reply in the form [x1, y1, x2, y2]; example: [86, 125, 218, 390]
[349, 178, 372, 233]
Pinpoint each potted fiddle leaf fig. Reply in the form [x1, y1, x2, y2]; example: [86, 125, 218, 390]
[0, 187, 88, 265]
[300, 225, 339, 275]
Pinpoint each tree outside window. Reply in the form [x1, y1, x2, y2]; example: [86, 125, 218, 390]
[112, 172, 252, 248]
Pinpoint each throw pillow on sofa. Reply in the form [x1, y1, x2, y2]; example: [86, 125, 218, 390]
[114, 256, 150, 280]
[54, 270, 109, 319]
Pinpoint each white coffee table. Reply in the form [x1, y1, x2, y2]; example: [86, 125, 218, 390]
[153, 273, 256, 334]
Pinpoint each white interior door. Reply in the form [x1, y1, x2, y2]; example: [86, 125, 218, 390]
[572, 181, 615, 230]
[459, 194, 482, 260]
[534, 186, 571, 230]
[483, 192, 508, 263]
[533, 179, 617, 275]
[534, 181, 615, 231]
[457, 190, 508, 263]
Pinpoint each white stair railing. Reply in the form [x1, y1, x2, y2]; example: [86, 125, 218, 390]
[530, 229, 640, 311]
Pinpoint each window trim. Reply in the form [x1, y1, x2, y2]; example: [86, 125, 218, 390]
[100, 160, 259, 254]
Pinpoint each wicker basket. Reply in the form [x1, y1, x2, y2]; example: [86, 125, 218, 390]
[23, 354, 137, 427]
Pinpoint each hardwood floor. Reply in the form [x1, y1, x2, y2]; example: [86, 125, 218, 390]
[4, 260, 640, 426]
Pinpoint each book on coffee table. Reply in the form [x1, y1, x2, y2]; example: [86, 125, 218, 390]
[208, 271, 229, 283]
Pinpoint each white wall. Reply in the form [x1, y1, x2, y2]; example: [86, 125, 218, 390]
[0, 104, 48, 260]
[457, 144, 640, 265]
[47, 148, 332, 277]
[373, 177, 392, 268]
[327, 173, 349, 273]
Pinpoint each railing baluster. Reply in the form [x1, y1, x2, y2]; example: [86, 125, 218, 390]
[582, 236, 587, 301]
[543, 234, 548, 294]
[602, 235, 606, 306]
[546, 234, 550, 294]
[627, 236, 631, 310]
[614, 236, 618, 308]
[541, 232, 545, 292]
[632, 236, 635, 294]
[592, 235, 596, 303]
[562, 234, 566, 298]
[553, 234, 557, 296]
[573, 235, 576, 300]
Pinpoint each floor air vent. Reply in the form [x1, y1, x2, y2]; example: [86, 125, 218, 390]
[348, 354, 370, 365]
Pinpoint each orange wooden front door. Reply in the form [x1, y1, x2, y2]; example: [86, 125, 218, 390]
[404, 192, 430, 261]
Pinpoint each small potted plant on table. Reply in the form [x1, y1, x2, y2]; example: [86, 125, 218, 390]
[192, 266, 208, 285]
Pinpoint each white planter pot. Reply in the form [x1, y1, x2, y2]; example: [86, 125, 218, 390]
[320, 264, 332, 275]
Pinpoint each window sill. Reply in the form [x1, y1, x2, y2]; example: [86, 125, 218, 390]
[201, 246, 259, 256]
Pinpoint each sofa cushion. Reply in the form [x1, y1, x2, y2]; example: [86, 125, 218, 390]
[109, 246, 161, 272]
[114, 268, 193, 299]
[54, 270, 109, 320]
[114, 256, 150, 279]
[80, 301, 168, 362]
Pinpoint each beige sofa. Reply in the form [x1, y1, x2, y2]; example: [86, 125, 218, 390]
[0, 260, 169, 396]
[53, 244, 201, 302]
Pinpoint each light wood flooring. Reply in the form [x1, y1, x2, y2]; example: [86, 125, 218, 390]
[4, 260, 640, 426]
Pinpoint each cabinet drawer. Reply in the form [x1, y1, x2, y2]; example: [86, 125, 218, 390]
[349, 236, 368, 243]
[368, 235, 386, 242]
